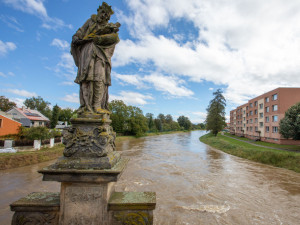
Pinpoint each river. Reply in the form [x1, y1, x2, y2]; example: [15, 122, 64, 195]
[1, 131, 300, 224]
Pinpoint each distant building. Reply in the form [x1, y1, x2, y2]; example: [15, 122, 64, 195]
[0, 111, 22, 136]
[6, 107, 50, 127]
[230, 87, 300, 144]
[55, 121, 70, 131]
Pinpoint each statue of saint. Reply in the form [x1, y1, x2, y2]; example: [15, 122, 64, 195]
[71, 2, 120, 114]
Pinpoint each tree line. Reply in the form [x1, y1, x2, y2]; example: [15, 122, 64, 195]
[0, 96, 205, 137]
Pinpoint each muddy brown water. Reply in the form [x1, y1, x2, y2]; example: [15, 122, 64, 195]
[1, 131, 300, 224]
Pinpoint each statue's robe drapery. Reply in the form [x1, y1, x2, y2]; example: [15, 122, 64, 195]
[71, 15, 119, 110]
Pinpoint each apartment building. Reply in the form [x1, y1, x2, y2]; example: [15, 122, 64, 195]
[230, 88, 300, 144]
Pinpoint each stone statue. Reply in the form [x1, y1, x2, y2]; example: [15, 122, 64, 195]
[71, 2, 120, 114]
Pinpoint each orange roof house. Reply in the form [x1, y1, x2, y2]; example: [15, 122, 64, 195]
[0, 111, 22, 136]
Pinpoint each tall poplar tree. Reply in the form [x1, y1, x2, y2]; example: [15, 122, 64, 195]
[205, 89, 226, 136]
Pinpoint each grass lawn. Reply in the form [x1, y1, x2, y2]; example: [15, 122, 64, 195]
[0, 144, 64, 170]
[223, 132, 300, 151]
[200, 133, 300, 173]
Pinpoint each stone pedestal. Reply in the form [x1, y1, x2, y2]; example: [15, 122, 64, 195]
[11, 111, 156, 224]
[4, 139, 14, 148]
[50, 138, 55, 148]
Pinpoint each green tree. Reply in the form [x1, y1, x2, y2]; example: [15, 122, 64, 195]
[279, 102, 300, 140]
[165, 114, 173, 124]
[177, 115, 192, 130]
[205, 89, 226, 136]
[58, 108, 75, 124]
[127, 106, 148, 136]
[146, 113, 155, 131]
[24, 96, 52, 119]
[154, 118, 163, 131]
[109, 100, 129, 134]
[50, 104, 60, 129]
[25, 126, 50, 142]
[0, 96, 16, 111]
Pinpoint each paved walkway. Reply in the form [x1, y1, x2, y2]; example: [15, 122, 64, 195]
[222, 133, 300, 153]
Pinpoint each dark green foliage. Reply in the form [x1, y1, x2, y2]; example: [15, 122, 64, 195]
[50, 104, 60, 129]
[127, 106, 148, 136]
[25, 127, 50, 141]
[0, 96, 16, 111]
[24, 96, 52, 119]
[58, 108, 75, 124]
[177, 115, 192, 130]
[146, 113, 155, 131]
[109, 100, 129, 134]
[205, 89, 226, 136]
[280, 102, 300, 140]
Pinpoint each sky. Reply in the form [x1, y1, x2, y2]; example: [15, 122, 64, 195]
[1, 0, 300, 124]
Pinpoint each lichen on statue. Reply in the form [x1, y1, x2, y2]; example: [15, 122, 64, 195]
[71, 2, 120, 115]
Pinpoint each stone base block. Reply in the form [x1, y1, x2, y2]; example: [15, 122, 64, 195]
[108, 192, 156, 225]
[10, 192, 60, 225]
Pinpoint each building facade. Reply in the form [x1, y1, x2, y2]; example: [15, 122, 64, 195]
[0, 111, 22, 136]
[230, 88, 300, 144]
[6, 107, 49, 128]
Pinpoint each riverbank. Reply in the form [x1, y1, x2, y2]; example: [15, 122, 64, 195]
[200, 133, 300, 173]
[0, 130, 191, 170]
[0, 144, 64, 170]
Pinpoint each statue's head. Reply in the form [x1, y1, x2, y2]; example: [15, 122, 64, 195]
[96, 2, 114, 23]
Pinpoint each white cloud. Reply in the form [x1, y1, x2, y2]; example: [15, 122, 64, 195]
[114, 73, 147, 89]
[144, 73, 194, 98]
[114, 72, 194, 98]
[10, 97, 25, 107]
[3, 0, 72, 30]
[61, 93, 79, 103]
[0, 40, 16, 56]
[110, 91, 153, 105]
[115, 0, 300, 104]
[0, 71, 15, 77]
[0, 15, 24, 32]
[51, 39, 69, 50]
[209, 88, 213, 91]
[4, 89, 37, 98]
[191, 111, 207, 123]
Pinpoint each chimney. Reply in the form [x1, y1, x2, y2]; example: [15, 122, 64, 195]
[22, 106, 25, 111]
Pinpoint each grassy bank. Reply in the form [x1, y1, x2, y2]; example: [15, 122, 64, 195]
[223, 132, 300, 151]
[0, 145, 64, 170]
[200, 133, 300, 173]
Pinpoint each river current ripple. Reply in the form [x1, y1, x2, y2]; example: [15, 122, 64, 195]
[1, 131, 300, 224]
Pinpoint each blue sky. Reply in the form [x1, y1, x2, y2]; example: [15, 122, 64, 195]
[1, 0, 300, 123]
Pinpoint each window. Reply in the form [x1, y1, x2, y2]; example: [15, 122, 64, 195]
[259, 122, 263, 127]
[246, 113, 249, 117]
[255, 101, 258, 106]
[250, 103, 253, 108]
[272, 105, 278, 111]
[265, 97, 269, 103]
[255, 126, 258, 131]
[247, 127, 249, 131]
[0, 119, 2, 128]
[255, 109, 257, 115]
[272, 94, 278, 100]
[266, 126, 269, 133]
[265, 116, 269, 122]
[243, 110, 245, 114]
[250, 111, 253, 115]
[259, 103, 263, 109]
[259, 113, 263, 118]
[272, 126, 278, 133]
[244, 124, 245, 128]
[250, 119, 253, 123]
[272, 115, 278, 122]
[243, 117, 245, 121]
[39, 121, 43, 126]
[246, 106, 249, 110]
[247, 120, 249, 124]
[255, 118, 258, 123]
[250, 127, 253, 131]
[265, 106, 269, 113]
